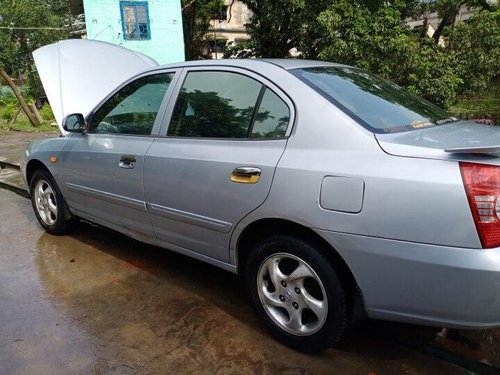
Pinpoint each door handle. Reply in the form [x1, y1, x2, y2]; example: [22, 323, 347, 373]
[119, 154, 136, 169]
[231, 167, 261, 184]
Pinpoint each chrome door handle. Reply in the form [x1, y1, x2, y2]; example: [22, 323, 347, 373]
[231, 167, 261, 184]
[119, 155, 136, 169]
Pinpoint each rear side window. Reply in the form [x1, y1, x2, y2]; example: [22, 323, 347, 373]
[167, 71, 290, 138]
[90, 73, 173, 135]
[250, 89, 290, 138]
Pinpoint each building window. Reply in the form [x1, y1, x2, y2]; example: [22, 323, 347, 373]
[207, 39, 226, 54]
[211, 6, 228, 21]
[120, 1, 151, 40]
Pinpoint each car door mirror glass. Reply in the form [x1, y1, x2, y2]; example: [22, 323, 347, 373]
[63, 113, 86, 133]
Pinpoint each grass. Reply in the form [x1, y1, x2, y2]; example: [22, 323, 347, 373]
[0, 114, 57, 135]
[0, 96, 58, 135]
[449, 77, 500, 122]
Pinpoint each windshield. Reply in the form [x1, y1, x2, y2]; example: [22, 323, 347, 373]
[291, 66, 453, 133]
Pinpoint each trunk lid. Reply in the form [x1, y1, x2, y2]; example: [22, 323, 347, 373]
[33, 39, 158, 134]
[376, 121, 500, 164]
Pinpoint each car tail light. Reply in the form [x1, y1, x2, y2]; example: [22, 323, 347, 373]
[460, 162, 500, 248]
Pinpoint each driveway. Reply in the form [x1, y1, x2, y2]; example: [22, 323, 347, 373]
[1, 130, 500, 374]
[0, 131, 59, 190]
[1, 187, 496, 374]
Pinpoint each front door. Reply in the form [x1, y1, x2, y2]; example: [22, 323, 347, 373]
[144, 68, 294, 261]
[60, 71, 176, 237]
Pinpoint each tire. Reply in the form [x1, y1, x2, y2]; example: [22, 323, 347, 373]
[245, 235, 348, 353]
[30, 169, 77, 235]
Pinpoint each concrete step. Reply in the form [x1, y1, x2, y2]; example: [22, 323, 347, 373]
[0, 162, 26, 192]
[0, 146, 23, 168]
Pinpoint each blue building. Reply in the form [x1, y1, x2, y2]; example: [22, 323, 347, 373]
[70, 0, 185, 64]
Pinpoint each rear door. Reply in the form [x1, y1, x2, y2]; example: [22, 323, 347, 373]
[144, 67, 294, 261]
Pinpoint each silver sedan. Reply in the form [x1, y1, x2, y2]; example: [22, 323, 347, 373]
[23, 40, 500, 353]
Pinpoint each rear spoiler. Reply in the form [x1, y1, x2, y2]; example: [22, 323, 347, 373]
[445, 146, 500, 154]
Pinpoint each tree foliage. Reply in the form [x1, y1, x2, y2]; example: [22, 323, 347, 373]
[0, 0, 70, 76]
[228, 0, 499, 108]
[431, 0, 493, 43]
[451, 10, 500, 94]
[181, 0, 224, 60]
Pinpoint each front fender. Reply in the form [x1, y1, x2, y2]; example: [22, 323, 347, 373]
[23, 137, 68, 191]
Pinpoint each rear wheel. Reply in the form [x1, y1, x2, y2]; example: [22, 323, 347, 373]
[245, 235, 348, 353]
[30, 169, 77, 235]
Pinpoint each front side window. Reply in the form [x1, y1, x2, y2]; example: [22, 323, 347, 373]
[291, 66, 452, 133]
[167, 71, 291, 139]
[120, 1, 151, 40]
[90, 73, 174, 135]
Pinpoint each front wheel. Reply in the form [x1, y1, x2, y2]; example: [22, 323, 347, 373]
[245, 235, 348, 353]
[30, 169, 76, 235]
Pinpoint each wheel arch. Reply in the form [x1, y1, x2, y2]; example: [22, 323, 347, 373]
[235, 218, 365, 321]
[26, 159, 50, 186]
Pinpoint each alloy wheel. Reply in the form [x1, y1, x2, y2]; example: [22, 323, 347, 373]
[257, 252, 328, 336]
[34, 179, 57, 226]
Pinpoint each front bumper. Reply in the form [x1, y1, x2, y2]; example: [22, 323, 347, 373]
[317, 229, 500, 328]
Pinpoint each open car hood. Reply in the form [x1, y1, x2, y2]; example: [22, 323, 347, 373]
[33, 39, 158, 134]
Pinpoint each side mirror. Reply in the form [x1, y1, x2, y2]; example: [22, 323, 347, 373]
[62, 113, 87, 133]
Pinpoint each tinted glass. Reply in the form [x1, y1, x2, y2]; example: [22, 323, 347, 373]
[90, 73, 173, 135]
[168, 71, 262, 138]
[251, 88, 290, 138]
[292, 67, 452, 133]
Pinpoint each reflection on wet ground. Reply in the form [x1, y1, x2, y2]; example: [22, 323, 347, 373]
[0, 188, 497, 374]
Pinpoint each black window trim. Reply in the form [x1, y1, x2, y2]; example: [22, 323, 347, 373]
[247, 84, 267, 138]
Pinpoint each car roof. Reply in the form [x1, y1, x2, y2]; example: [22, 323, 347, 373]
[261, 59, 350, 70]
[153, 58, 350, 71]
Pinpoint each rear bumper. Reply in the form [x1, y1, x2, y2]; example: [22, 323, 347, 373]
[316, 229, 500, 329]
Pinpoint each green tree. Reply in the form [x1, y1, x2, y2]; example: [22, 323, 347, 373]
[451, 9, 500, 95]
[0, 0, 70, 75]
[230, 0, 429, 58]
[431, 0, 494, 43]
[181, 0, 223, 60]
[316, 2, 464, 106]
[226, 0, 499, 110]
[233, 0, 304, 57]
[0, 30, 18, 75]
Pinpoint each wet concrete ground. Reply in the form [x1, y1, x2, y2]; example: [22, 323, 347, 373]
[0, 131, 59, 190]
[1, 131, 500, 373]
[0, 186, 486, 375]
[0, 131, 59, 167]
